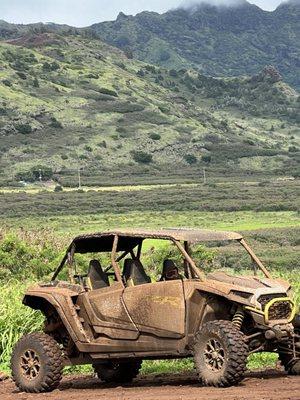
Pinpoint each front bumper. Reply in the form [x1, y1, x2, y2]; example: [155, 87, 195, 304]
[245, 297, 296, 324]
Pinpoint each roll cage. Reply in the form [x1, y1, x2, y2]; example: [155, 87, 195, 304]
[51, 228, 271, 284]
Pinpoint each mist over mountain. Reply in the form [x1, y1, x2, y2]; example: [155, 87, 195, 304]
[180, 0, 251, 9]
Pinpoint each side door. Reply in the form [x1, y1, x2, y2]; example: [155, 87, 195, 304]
[79, 282, 139, 340]
[123, 280, 186, 339]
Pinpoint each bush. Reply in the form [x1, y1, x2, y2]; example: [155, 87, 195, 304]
[98, 88, 118, 97]
[49, 117, 63, 129]
[289, 146, 298, 153]
[137, 69, 145, 77]
[15, 123, 32, 134]
[202, 154, 212, 163]
[169, 69, 178, 77]
[16, 71, 27, 80]
[131, 151, 153, 164]
[42, 61, 60, 72]
[2, 79, 12, 87]
[54, 185, 63, 192]
[149, 133, 161, 141]
[184, 154, 197, 165]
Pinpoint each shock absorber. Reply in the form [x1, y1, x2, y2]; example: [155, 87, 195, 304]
[232, 307, 245, 330]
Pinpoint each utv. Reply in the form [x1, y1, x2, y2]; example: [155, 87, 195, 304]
[11, 228, 299, 392]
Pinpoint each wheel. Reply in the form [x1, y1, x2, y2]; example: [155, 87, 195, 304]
[93, 359, 142, 384]
[193, 320, 248, 387]
[11, 332, 63, 393]
[278, 348, 300, 375]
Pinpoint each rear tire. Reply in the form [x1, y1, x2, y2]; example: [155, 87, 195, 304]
[194, 320, 248, 387]
[94, 360, 142, 384]
[11, 332, 63, 393]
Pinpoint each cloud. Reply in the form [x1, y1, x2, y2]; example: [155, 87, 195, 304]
[179, 0, 283, 10]
[179, 0, 250, 9]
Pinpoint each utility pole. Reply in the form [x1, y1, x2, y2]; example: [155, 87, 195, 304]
[203, 167, 207, 185]
[78, 166, 81, 189]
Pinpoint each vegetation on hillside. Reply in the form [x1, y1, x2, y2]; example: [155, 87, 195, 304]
[0, 33, 299, 187]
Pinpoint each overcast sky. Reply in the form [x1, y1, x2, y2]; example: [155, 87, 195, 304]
[0, 0, 286, 27]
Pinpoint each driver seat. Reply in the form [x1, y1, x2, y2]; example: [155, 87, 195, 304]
[87, 259, 109, 290]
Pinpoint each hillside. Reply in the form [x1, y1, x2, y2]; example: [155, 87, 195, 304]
[90, 0, 300, 89]
[0, 33, 299, 187]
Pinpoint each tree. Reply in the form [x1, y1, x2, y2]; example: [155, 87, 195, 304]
[131, 151, 153, 164]
[184, 154, 197, 165]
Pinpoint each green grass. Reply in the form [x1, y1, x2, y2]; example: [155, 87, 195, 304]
[3, 210, 299, 236]
[141, 353, 279, 375]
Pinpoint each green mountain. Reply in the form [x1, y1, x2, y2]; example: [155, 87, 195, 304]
[0, 33, 299, 187]
[90, 0, 300, 89]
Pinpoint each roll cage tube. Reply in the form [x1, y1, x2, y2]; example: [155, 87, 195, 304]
[111, 235, 124, 285]
[174, 240, 206, 281]
[51, 243, 75, 281]
[239, 238, 271, 279]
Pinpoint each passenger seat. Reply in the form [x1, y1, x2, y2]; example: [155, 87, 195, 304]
[123, 259, 151, 286]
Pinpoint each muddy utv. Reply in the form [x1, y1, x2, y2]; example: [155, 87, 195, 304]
[11, 228, 300, 392]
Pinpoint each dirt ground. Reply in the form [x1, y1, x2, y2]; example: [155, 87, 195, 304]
[1, 369, 299, 400]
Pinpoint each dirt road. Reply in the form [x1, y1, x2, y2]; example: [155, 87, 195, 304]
[1, 369, 299, 400]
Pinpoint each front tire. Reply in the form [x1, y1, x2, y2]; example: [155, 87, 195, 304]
[94, 359, 142, 384]
[278, 350, 300, 375]
[11, 332, 63, 393]
[194, 320, 248, 387]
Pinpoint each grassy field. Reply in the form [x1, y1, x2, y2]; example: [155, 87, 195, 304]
[3, 209, 299, 235]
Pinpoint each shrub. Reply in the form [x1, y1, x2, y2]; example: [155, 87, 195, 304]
[144, 65, 156, 73]
[2, 79, 12, 87]
[202, 154, 212, 163]
[288, 146, 298, 153]
[137, 69, 145, 77]
[49, 117, 63, 129]
[131, 151, 153, 164]
[169, 69, 178, 77]
[97, 140, 107, 148]
[149, 133, 161, 141]
[42, 61, 60, 72]
[184, 154, 197, 165]
[16, 71, 27, 80]
[15, 123, 32, 134]
[98, 88, 118, 97]
[85, 73, 99, 79]
[32, 77, 39, 88]
[54, 185, 63, 192]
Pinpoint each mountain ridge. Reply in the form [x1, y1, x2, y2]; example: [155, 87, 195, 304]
[89, 0, 300, 89]
[0, 1, 299, 87]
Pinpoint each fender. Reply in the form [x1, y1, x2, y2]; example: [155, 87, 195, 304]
[23, 291, 89, 347]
